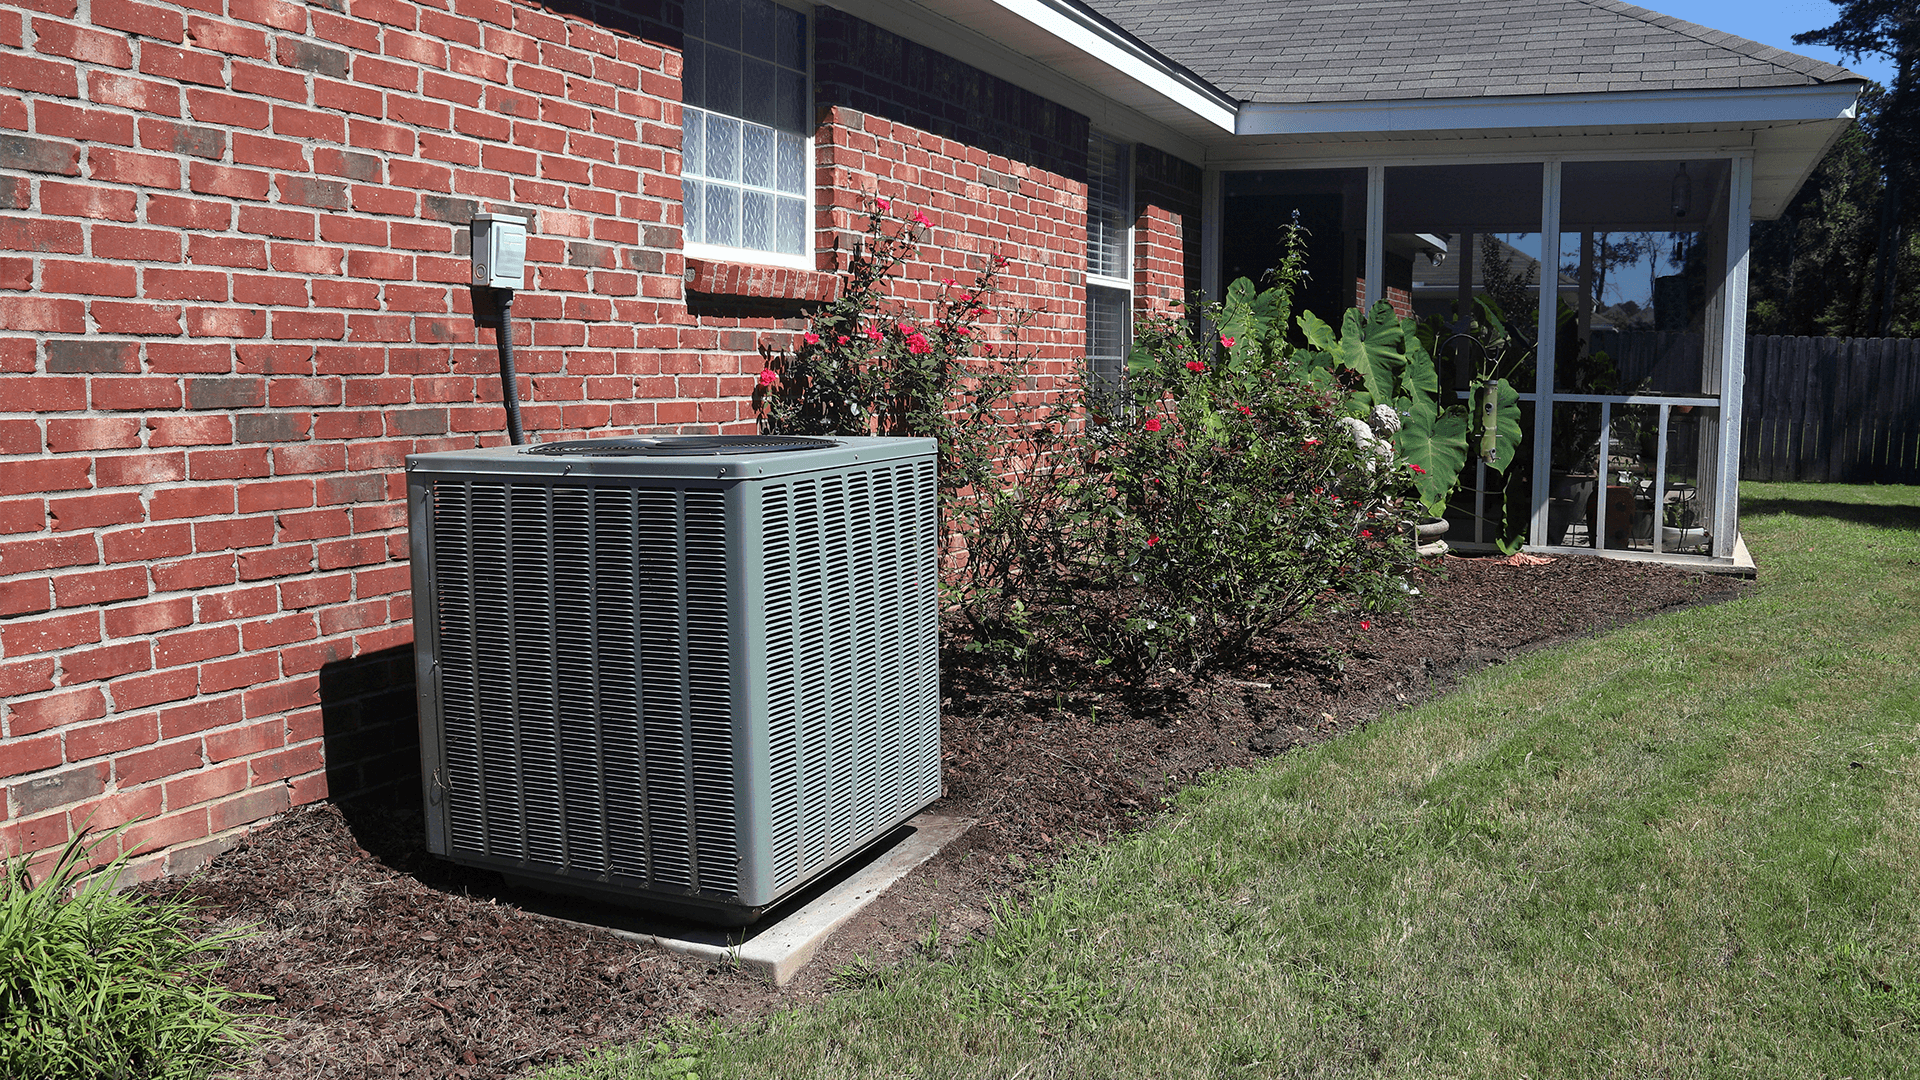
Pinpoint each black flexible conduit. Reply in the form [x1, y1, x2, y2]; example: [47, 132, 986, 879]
[494, 290, 526, 445]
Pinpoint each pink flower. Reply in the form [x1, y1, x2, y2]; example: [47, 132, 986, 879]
[942, 277, 955, 287]
[836, 335, 850, 345]
[955, 326, 970, 335]
[803, 332, 820, 345]
[912, 210, 931, 226]
[865, 326, 884, 341]
[1408, 463, 1427, 474]
[876, 197, 891, 210]
[906, 332, 932, 355]
[1360, 530, 1373, 538]
[1185, 360, 1206, 373]
[1303, 438, 1321, 450]
[1235, 402, 1253, 416]
[1143, 418, 1163, 432]
[1360, 620, 1371, 631]
[1147, 535, 1161, 546]
[756, 369, 777, 387]
[1220, 335, 1236, 348]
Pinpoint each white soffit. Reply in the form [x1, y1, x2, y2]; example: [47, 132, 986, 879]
[831, 0, 1238, 155]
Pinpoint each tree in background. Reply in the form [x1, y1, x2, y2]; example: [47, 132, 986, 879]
[1757, 0, 1918, 338]
[1748, 89, 1892, 337]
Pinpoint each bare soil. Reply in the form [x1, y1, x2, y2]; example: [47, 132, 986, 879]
[142, 553, 1748, 1079]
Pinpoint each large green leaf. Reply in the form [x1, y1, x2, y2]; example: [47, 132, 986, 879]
[1399, 339, 1440, 403]
[1330, 303, 1405, 409]
[1126, 342, 1162, 377]
[1297, 310, 1337, 353]
[1395, 410, 1469, 515]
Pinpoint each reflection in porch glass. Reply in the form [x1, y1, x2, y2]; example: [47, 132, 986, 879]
[1385, 163, 1543, 547]
[1547, 401, 1716, 556]
[1220, 169, 1367, 325]
[1558, 160, 1731, 396]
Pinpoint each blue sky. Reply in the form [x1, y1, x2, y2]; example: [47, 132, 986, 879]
[1645, 0, 1897, 86]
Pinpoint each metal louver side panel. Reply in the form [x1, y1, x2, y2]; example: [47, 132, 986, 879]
[552, 487, 604, 875]
[905, 459, 944, 807]
[431, 482, 485, 855]
[682, 490, 738, 894]
[761, 483, 803, 886]
[762, 458, 942, 891]
[594, 490, 648, 880]
[429, 478, 736, 899]
[468, 483, 520, 860]
[510, 486, 563, 866]
[637, 489, 692, 889]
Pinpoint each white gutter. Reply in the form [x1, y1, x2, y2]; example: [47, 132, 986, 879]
[1236, 83, 1861, 137]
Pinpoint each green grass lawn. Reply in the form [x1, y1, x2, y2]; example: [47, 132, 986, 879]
[546, 482, 1920, 1079]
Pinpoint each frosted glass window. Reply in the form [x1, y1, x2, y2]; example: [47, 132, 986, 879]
[683, 0, 810, 260]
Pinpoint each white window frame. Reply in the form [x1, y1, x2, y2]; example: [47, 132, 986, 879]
[681, 0, 816, 271]
[1086, 131, 1134, 392]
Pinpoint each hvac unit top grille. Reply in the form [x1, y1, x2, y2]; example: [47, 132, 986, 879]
[407, 436, 941, 925]
[525, 435, 837, 457]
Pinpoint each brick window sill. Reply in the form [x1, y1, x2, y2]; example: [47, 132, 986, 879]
[684, 259, 840, 303]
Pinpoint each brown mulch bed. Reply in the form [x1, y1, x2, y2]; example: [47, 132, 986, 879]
[142, 553, 1749, 1079]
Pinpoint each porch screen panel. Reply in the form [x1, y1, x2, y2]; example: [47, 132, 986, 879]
[1542, 159, 1736, 562]
[1382, 162, 1543, 547]
[1220, 168, 1368, 324]
[1557, 160, 1732, 397]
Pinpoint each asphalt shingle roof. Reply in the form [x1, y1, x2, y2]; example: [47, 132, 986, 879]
[1079, 0, 1863, 104]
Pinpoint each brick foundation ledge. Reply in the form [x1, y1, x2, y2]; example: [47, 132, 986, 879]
[684, 259, 840, 303]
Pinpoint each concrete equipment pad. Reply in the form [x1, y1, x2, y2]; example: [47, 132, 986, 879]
[535, 813, 973, 986]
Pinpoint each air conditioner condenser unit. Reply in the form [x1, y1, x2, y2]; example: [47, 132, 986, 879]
[406, 435, 942, 925]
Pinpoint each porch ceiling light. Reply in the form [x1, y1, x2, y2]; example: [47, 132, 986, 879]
[1671, 163, 1692, 218]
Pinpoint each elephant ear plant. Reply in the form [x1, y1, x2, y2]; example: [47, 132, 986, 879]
[1297, 298, 1526, 534]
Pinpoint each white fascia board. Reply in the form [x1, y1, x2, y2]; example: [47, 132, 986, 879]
[1237, 83, 1861, 138]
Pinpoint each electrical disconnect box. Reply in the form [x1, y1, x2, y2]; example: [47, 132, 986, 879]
[470, 214, 528, 290]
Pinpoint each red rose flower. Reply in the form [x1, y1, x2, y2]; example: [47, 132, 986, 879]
[756, 369, 777, 387]
[1144, 418, 1163, 432]
[1186, 360, 1206, 373]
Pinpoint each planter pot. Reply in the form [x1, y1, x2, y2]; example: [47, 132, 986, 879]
[1549, 474, 1597, 546]
[1661, 525, 1709, 550]
[1413, 517, 1449, 557]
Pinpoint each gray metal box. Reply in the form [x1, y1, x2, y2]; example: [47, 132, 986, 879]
[405, 435, 942, 925]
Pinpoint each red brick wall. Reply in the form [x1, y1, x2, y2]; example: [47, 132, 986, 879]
[1134, 144, 1200, 319]
[0, 0, 1197, 875]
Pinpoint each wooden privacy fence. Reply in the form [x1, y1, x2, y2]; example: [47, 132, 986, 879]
[1741, 335, 1920, 484]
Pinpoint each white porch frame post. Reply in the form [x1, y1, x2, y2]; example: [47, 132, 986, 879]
[1201, 166, 1222, 302]
[1715, 153, 1753, 558]
[1531, 159, 1562, 547]
[1364, 164, 1384, 306]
